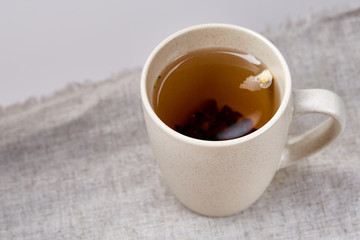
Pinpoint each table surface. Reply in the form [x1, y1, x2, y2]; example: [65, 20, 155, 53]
[0, 0, 358, 106]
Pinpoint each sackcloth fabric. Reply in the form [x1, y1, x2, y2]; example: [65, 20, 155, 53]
[1, 6, 359, 240]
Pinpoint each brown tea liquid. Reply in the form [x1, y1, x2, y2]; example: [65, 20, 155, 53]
[152, 49, 279, 140]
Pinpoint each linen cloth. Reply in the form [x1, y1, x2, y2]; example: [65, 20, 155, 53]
[1, 7, 360, 240]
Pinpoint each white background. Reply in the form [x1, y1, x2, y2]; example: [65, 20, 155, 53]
[0, 0, 357, 106]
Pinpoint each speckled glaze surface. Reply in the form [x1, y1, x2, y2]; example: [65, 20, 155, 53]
[141, 24, 345, 217]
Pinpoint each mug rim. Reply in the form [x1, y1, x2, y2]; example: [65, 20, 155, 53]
[141, 23, 291, 147]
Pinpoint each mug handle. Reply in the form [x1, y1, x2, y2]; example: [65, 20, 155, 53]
[279, 89, 346, 169]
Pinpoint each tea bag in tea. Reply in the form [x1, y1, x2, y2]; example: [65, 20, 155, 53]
[175, 99, 257, 141]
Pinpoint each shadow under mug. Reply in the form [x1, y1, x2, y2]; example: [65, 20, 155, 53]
[140, 24, 346, 217]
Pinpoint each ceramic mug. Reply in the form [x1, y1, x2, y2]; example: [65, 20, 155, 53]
[140, 24, 346, 217]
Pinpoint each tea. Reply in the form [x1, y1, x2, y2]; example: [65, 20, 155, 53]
[152, 49, 279, 140]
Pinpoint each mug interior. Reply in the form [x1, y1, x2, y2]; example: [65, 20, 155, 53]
[141, 24, 291, 144]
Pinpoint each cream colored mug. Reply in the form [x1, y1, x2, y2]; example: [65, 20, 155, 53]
[140, 24, 346, 217]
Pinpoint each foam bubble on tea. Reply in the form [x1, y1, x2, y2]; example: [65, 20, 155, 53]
[239, 69, 273, 91]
